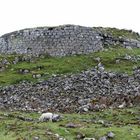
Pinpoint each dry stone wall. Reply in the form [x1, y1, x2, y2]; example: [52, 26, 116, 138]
[0, 25, 103, 56]
[0, 25, 140, 57]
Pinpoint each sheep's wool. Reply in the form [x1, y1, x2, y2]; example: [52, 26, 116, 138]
[39, 112, 53, 122]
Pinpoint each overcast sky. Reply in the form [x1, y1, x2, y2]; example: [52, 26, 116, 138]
[0, 0, 140, 36]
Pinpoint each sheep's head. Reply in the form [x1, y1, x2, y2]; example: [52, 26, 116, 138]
[52, 114, 62, 122]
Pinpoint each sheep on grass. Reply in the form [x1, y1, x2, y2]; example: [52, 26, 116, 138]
[39, 112, 61, 122]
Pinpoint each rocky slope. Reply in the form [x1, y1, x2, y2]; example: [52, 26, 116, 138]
[0, 66, 140, 113]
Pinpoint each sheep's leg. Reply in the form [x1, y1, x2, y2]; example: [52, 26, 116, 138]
[50, 118, 52, 122]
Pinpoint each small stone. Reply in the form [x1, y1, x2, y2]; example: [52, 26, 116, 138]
[103, 123, 112, 127]
[54, 133, 60, 138]
[126, 46, 132, 50]
[124, 54, 131, 60]
[0, 67, 5, 72]
[33, 136, 40, 140]
[116, 59, 120, 64]
[32, 74, 42, 79]
[137, 134, 140, 140]
[118, 102, 126, 108]
[66, 123, 80, 128]
[94, 104, 100, 111]
[84, 138, 95, 140]
[13, 61, 17, 64]
[47, 132, 53, 135]
[98, 63, 105, 72]
[24, 69, 30, 73]
[94, 57, 101, 62]
[59, 138, 65, 140]
[98, 120, 104, 124]
[32, 74, 36, 78]
[107, 131, 115, 138]
[99, 136, 107, 140]
[83, 107, 88, 112]
[36, 74, 42, 78]
[76, 132, 85, 139]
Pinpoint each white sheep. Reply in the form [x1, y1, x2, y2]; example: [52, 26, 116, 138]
[39, 112, 61, 122]
[39, 112, 53, 122]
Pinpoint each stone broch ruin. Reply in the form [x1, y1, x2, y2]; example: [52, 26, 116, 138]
[0, 25, 140, 56]
[0, 25, 103, 56]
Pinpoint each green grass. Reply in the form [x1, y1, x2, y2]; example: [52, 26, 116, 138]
[95, 27, 140, 40]
[0, 107, 140, 140]
[1, 47, 140, 86]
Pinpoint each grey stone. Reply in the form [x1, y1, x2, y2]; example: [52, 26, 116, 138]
[32, 74, 41, 79]
[33, 136, 40, 140]
[116, 59, 120, 64]
[65, 123, 80, 128]
[76, 132, 85, 139]
[85, 138, 95, 140]
[24, 69, 30, 73]
[0, 25, 104, 57]
[107, 131, 115, 138]
[126, 46, 132, 50]
[36, 74, 41, 78]
[99, 136, 107, 140]
[0, 66, 140, 113]
[1, 25, 139, 57]
[94, 57, 101, 62]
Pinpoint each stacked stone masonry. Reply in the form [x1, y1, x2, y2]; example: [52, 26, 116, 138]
[0, 25, 140, 56]
[0, 25, 103, 56]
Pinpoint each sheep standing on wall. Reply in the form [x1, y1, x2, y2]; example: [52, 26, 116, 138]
[39, 112, 61, 122]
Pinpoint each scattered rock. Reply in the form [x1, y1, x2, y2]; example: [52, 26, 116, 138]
[0, 67, 140, 112]
[99, 136, 107, 140]
[83, 138, 95, 140]
[33, 136, 40, 140]
[59, 138, 65, 140]
[19, 69, 30, 74]
[76, 132, 85, 139]
[32, 74, 42, 79]
[0, 66, 5, 72]
[107, 131, 115, 138]
[24, 69, 30, 73]
[54, 133, 60, 138]
[78, 104, 89, 112]
[94, 57, 101, 62]
[115, 59, 120, 64]
[97, 63, 105, 72]
[137, 134, 140, 140]
[126, 46, 132, 50]
[65, 123, 81, 128]
[103, 123, 112, 128]
[16, 116, 34, 122]
[118, 102, 126, 109]
[98, 120, 105, 125]
[93, 104, 100, 111]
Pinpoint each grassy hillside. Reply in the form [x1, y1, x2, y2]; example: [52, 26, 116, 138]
[1, 47, 140, 86]
[0, 107, 140, 140]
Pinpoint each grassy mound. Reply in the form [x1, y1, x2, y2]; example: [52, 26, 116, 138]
[1, 47, 140, 86]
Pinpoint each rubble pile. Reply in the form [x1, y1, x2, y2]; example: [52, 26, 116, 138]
[0, 66, 140, 113]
